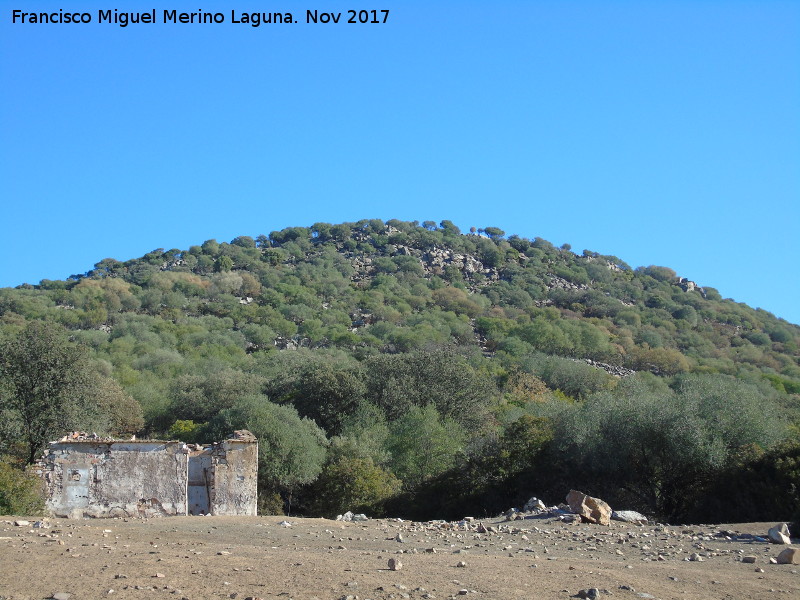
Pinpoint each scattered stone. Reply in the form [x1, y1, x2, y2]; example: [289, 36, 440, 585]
[52, 594, 71, 600]
[456, 561, 467, 568]
[566, 490, 612, 526]
[688, 553, 703, 562]
[153, 573, 165, 578]
[14, 520, 31, 527]
[775, 548, 800, 565]
[612, 510, 648, 524]
[575, 588, 599, 599]
[768, 523, 791, 545]
[559, 513, 581, 524]
[742, 556, 757, 564]
[279, 521, 293, 527]
[388, 557, 402, 571]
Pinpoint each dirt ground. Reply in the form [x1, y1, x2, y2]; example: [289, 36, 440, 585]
[0, 514, 797, 600]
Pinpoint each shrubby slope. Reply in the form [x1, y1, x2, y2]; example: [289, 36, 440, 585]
[1, 219, 798, 522]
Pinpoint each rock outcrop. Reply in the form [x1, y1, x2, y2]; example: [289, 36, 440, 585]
[566, 490, 612, 526]
[775, 547, 800, 564]
[768, 523, 791, 545]
[523, 496, 546, 513]
[612, 510, 648, 524]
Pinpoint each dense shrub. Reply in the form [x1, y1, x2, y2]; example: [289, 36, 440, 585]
[0, 460, 44, 515]
[687, 442, 800, 525]
[537, 375, 788, 520]
[304, 450, 401, 518]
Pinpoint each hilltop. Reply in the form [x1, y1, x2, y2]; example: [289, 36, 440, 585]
[10, 219, 800, 372]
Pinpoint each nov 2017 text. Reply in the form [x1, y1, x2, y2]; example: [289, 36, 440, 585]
[11, 9, 391, 28]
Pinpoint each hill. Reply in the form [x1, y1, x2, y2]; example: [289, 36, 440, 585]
[1, 219, 799, 523]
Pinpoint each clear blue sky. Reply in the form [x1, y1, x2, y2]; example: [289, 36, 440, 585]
[2, 1, 798, 324]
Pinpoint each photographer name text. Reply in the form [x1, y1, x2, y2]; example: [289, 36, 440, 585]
[11, 8, 390, 27]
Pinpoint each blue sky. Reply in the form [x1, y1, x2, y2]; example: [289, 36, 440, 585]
[2, 1, 798, 324]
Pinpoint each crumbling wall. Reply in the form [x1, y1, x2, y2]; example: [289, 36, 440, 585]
[209, 438, 258, 516]
[40, 441, 189, 518]
[39, 431, 258, 518]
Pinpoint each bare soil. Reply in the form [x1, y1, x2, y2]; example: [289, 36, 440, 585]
[0, 515, 797, 600]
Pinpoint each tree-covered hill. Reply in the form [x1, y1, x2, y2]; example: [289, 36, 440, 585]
[2, 219, 799, 523]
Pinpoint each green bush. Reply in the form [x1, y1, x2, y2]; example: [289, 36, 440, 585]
[258, 492, 285, 516]
[689, 442, 800, 525]
[386, 404, 467, 491]
[167, 419, 205, 443]
[0, 459, 44, 515]
[306, 454, 401, 518]
[539, 373, 788, 521]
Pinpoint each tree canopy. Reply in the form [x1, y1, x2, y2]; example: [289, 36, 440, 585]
[0, 321, 142, 463]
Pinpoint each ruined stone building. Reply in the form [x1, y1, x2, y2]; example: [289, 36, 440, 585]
[37, 431, 258, 518]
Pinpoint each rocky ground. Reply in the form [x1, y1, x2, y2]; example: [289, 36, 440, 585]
[0, 514, 798, 600]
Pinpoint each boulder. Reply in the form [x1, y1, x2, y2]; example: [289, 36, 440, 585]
[741, 556, 757, 563]
[566, 490, 612, 526]
[768, 523, 791, 545]
[775, 547, 800, 565]
[336, 511, 368, 522]
[523, 496, 546, 512]
[611, 510, 648, 524]
[388, 558, 402, 571]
